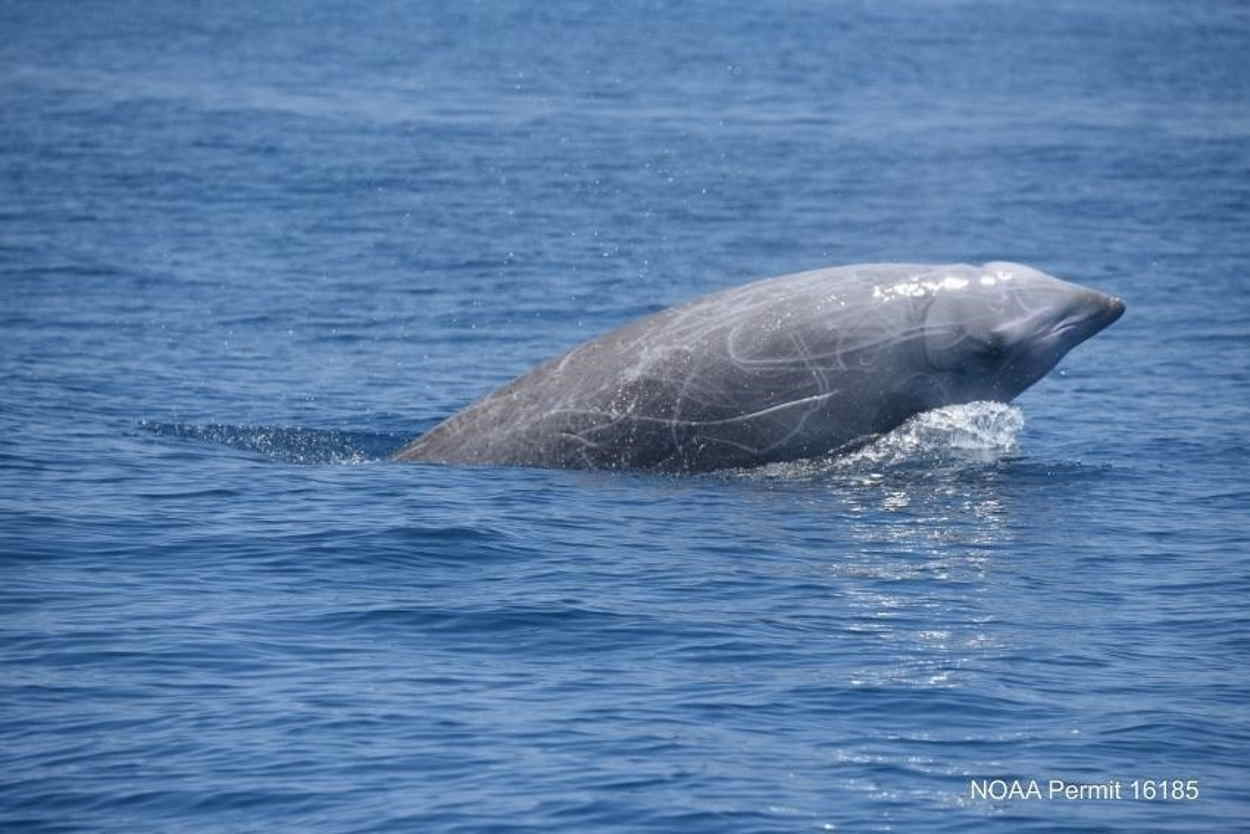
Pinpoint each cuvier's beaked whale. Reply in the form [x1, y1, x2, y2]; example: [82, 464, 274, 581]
[393, 262, 1125, 472]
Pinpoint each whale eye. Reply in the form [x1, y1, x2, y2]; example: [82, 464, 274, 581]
[976, 333, 1008, 359]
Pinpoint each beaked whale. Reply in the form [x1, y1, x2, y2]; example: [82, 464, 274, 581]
[393, 262, 1124, 472]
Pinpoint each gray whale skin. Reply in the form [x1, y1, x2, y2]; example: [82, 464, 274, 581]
[394, 262, 1124, 473]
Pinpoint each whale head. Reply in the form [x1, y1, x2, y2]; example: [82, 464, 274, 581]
[909, 262, 1124, 408]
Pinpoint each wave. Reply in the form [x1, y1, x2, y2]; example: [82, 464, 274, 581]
[137, 422, 409, 464]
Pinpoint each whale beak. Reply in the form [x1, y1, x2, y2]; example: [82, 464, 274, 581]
[988, 287, 1125, 398]
[1067, 289, 1125, 341]
[1101, 294, 1126, 327]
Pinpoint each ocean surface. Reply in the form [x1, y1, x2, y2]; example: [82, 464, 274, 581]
[3, 1, 1248, 831]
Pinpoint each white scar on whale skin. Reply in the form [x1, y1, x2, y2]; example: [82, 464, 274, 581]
[394, 261, 1124, 473]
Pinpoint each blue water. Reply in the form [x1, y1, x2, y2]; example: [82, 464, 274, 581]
[3, 1, 1249, 831]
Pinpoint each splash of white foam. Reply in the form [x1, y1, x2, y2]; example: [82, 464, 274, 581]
[844, 401, 1024, 466]
[743, 401, 1023, 479]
